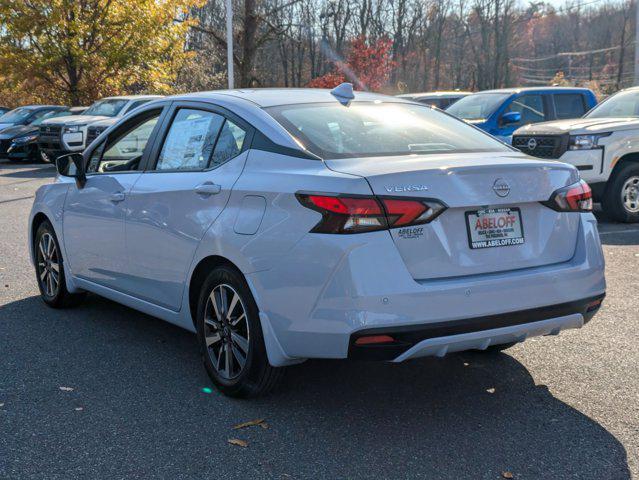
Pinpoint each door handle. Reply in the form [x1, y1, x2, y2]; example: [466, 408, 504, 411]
[109, 192, 125, 203]
[194, 182, 221, 196]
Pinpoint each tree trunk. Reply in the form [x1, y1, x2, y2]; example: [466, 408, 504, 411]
[239, 0, 258, 87]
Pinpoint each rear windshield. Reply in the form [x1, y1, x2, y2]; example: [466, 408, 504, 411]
[447, 93, 510, 121]
[266, 102, 510, 159]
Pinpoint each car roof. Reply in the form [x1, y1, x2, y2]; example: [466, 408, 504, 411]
[398, 91, 472, 98]
[16, 105, 68, 110]
[171, 88, 410, 108]
[477, 87, 593, 94]
[99, 95, 163, 101]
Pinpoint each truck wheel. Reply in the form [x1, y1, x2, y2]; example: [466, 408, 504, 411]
[602, 163, 639, 223]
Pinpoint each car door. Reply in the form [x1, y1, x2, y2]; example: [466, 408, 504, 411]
[498, 94, 548, 142]
[124, 101, 253, 311]
[62, 106, 166, 290]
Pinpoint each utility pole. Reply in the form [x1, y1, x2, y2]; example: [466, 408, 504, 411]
[635, 0, 639, 85]
[226, 0, 234, 89]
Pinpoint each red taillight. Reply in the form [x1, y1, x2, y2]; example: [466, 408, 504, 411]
[296, 193, 446, 234]
[381, 198, 444, 227]
[307, 195, 382, 215]
[543, 180, 593, 212]
[355, 335, 395, 345]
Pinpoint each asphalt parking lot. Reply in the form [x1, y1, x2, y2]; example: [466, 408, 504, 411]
[0, 161, 637, 479]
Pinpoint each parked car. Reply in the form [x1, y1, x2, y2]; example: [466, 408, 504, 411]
[0, 105, 69, 132]
[447, 87, 598, 143]
[0, 106, 11, 116]
[38, 95, 162, 162]
[513, 85, 639, 223]
[396, 91, 472, 109]
[29, 86, 605, 397]
[0, 107, 75, 162]
[0, 106, 71, 160]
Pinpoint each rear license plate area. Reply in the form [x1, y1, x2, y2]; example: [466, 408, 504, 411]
[465, 207, 524, 249]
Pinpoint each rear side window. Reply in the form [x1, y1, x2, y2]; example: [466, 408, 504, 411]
[154, 108, 247, 171]
[503, 94, 546, 127]
[554, 94, 586, 119]
[267, 102, 510, 159]
[210, 120, 247, 168]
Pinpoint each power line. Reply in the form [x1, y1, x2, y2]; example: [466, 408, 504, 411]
[511, 43, 628, 63]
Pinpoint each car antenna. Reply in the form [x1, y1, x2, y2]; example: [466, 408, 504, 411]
[330, 82, 355, 106]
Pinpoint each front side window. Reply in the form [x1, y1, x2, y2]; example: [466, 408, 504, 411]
[447, 93, 510, 121]
[503, 94, 546, 127]
[267, 102, 510, 159]
[87, 111, 160, 173]
[585, 90, 639, 118]
[554, 94, 586, 119]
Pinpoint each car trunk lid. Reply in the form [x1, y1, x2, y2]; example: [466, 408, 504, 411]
[324, 152, 581, 280]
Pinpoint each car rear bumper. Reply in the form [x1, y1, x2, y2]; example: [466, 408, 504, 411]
[249, 213, 606, 363]
[348, 294, 604, 361]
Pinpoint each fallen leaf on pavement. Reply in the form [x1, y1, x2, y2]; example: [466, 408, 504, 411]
[74, 407, 83, 411]
[59, 387, 74, 392]
[502, 471, 514, 479]
[486, 387, 496, 394]
[228, 438, 248, 447]
[233, 418, 266, 430]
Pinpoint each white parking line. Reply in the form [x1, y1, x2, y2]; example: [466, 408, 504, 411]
[599, 229, 639, 236]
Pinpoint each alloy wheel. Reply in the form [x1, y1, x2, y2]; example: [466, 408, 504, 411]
[203, 284, 250, 380]
[621, 176, 639, 213]
[37, 233, 59, 297]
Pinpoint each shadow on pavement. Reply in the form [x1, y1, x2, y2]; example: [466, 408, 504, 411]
[1, 294, 630, 479]
[594, 208, 639, 246]
[0, 161, 54, 181]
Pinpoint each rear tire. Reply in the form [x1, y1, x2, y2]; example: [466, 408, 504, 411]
[196, 266, 284, 398]
[34, 221, 86, 308]
[602, 162, 639, 223]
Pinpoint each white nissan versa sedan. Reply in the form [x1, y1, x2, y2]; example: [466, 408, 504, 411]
[29, 85, 606, 397]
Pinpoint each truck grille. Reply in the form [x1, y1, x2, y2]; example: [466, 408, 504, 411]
[39, 125, 62, 150]
[512, 134, 569, 159]
[86, 126, 107, 146]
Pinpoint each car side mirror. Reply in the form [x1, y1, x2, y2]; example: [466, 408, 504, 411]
[501, 111, 522, 125]
[55, 153, 86, 186]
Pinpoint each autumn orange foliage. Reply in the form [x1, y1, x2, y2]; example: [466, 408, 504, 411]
[308, 36, 396, 91]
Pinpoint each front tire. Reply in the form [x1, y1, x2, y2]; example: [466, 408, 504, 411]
[34, 221, 86, 308]
[602, 163, 639, 223]
[196, 266, 284, 398]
